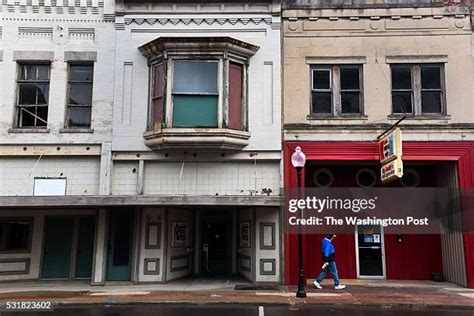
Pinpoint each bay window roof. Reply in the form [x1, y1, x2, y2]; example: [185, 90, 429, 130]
[138, 36, 259, 61]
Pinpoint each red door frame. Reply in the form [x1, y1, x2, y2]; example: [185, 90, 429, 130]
[283, 141, 474, 288]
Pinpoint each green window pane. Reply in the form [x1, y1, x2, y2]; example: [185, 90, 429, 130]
[172, 95, 217, 127]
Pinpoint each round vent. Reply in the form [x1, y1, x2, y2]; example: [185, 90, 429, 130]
[400, 168, 420, 187]
[313, 168, 334, 187]
[356, 168, 377, 188]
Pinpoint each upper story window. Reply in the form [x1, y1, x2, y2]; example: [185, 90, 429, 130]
[66, 64, 94, 128]
[391, 64, 445, 115]
[16, 64, 50, 128]
[311, 65, 362, 116]
[172, 60, 219, 127]
[139, 37, 258, 150]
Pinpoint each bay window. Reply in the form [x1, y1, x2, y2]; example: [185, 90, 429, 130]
[139, 37, 258, 150]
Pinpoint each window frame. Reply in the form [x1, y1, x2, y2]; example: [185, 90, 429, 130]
[310, 65, 363, 117]
[169, 58, 221, 128]
[148, 53, 249, 131]
[15, 63, 51, 128]
[0, 218, 34, 254]
[390, 63, 446, 116]
[65, 62, 94, 129]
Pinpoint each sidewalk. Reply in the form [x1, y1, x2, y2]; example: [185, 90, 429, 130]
[0, 278, 473, 310]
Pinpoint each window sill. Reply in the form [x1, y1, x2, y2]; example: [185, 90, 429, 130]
[0, 249, 31, 254]
[307, 114, 368, 121]
[143, 127, 250, 151]
[387, 114, 451, 120]
[8, 128, 50, 134]
[59, 128, 94, 133]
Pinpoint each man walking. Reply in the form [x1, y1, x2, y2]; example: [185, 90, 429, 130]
[313, 233, 346, 290]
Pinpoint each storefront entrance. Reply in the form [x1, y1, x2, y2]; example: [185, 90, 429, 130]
[201, 214, 231, 275]
[356, 225, 385, 278]
[106, 209, 133, 281]
[42, 216, 95, 279]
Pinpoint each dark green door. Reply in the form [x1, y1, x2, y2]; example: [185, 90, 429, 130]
[75, 216, 95, 278]
[42, 217, 74, 279]
[106, 209, 133, 281]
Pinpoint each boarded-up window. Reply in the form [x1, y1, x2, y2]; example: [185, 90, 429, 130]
[228, 62, 243, 130]
[172, 60, 218, 127]
[152, 63, 165, 129]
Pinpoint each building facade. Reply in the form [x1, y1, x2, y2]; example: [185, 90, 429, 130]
[0, 0, 283, 284]
[282, 0, 474, 288]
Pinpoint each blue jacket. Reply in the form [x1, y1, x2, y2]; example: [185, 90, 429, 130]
[322, 238, 335, 262]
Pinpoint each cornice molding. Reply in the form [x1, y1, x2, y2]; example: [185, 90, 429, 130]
[125, 16, 272, 26]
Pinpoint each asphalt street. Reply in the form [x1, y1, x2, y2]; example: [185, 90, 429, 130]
[2, 305, 474, 316]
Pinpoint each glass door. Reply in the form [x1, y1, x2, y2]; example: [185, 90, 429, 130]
[356, 225, 385, 278]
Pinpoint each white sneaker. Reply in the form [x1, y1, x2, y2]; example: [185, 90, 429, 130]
[313, 281, 322, 289]
[334, 284, 346, 290]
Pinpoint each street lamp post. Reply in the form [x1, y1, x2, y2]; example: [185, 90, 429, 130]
[291, 146, 307, 298]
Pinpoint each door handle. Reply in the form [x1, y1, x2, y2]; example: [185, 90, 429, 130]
[203, 243, 209, 272]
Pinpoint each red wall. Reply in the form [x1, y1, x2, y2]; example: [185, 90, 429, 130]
[284, 141, 474, 287]
[384, 234, 442, 280]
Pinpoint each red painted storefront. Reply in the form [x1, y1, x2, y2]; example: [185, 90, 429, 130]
[283, 141, 474, 288]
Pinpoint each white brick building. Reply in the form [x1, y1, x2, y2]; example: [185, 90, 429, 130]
[0, 0, 282, 285]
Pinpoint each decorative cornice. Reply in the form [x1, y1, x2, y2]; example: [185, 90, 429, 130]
[2, 17, 111, 23]
[138, 36, 260, 60]
[125, 17, 272, 26]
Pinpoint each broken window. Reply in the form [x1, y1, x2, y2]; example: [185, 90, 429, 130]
[16, 64, 50, 128]
[391, 64, 444, 115]
[0, 219, 32, 252]
[66, 64, 94, 128]
[311, 65, 362, 116]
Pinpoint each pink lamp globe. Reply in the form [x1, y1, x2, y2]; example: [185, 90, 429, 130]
[291, 146, 306, 169]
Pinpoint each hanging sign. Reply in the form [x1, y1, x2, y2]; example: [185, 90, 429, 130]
[381, 158, 403, 183]
[379, 128, 403, 183]
[379, 128, 402, 164]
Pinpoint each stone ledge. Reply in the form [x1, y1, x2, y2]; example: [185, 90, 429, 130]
[0, 195, 283, 208]
[59, 128, 94, 133]
[144, 128, 251, 151]
[7, 128, 50, 134]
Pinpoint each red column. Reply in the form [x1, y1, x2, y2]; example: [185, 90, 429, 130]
[458, 146, 474, 288]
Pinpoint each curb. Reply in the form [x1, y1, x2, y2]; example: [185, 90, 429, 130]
[34, 298, 474, 311]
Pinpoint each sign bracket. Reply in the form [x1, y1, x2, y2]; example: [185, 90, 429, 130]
[377, 116, 406, 140]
